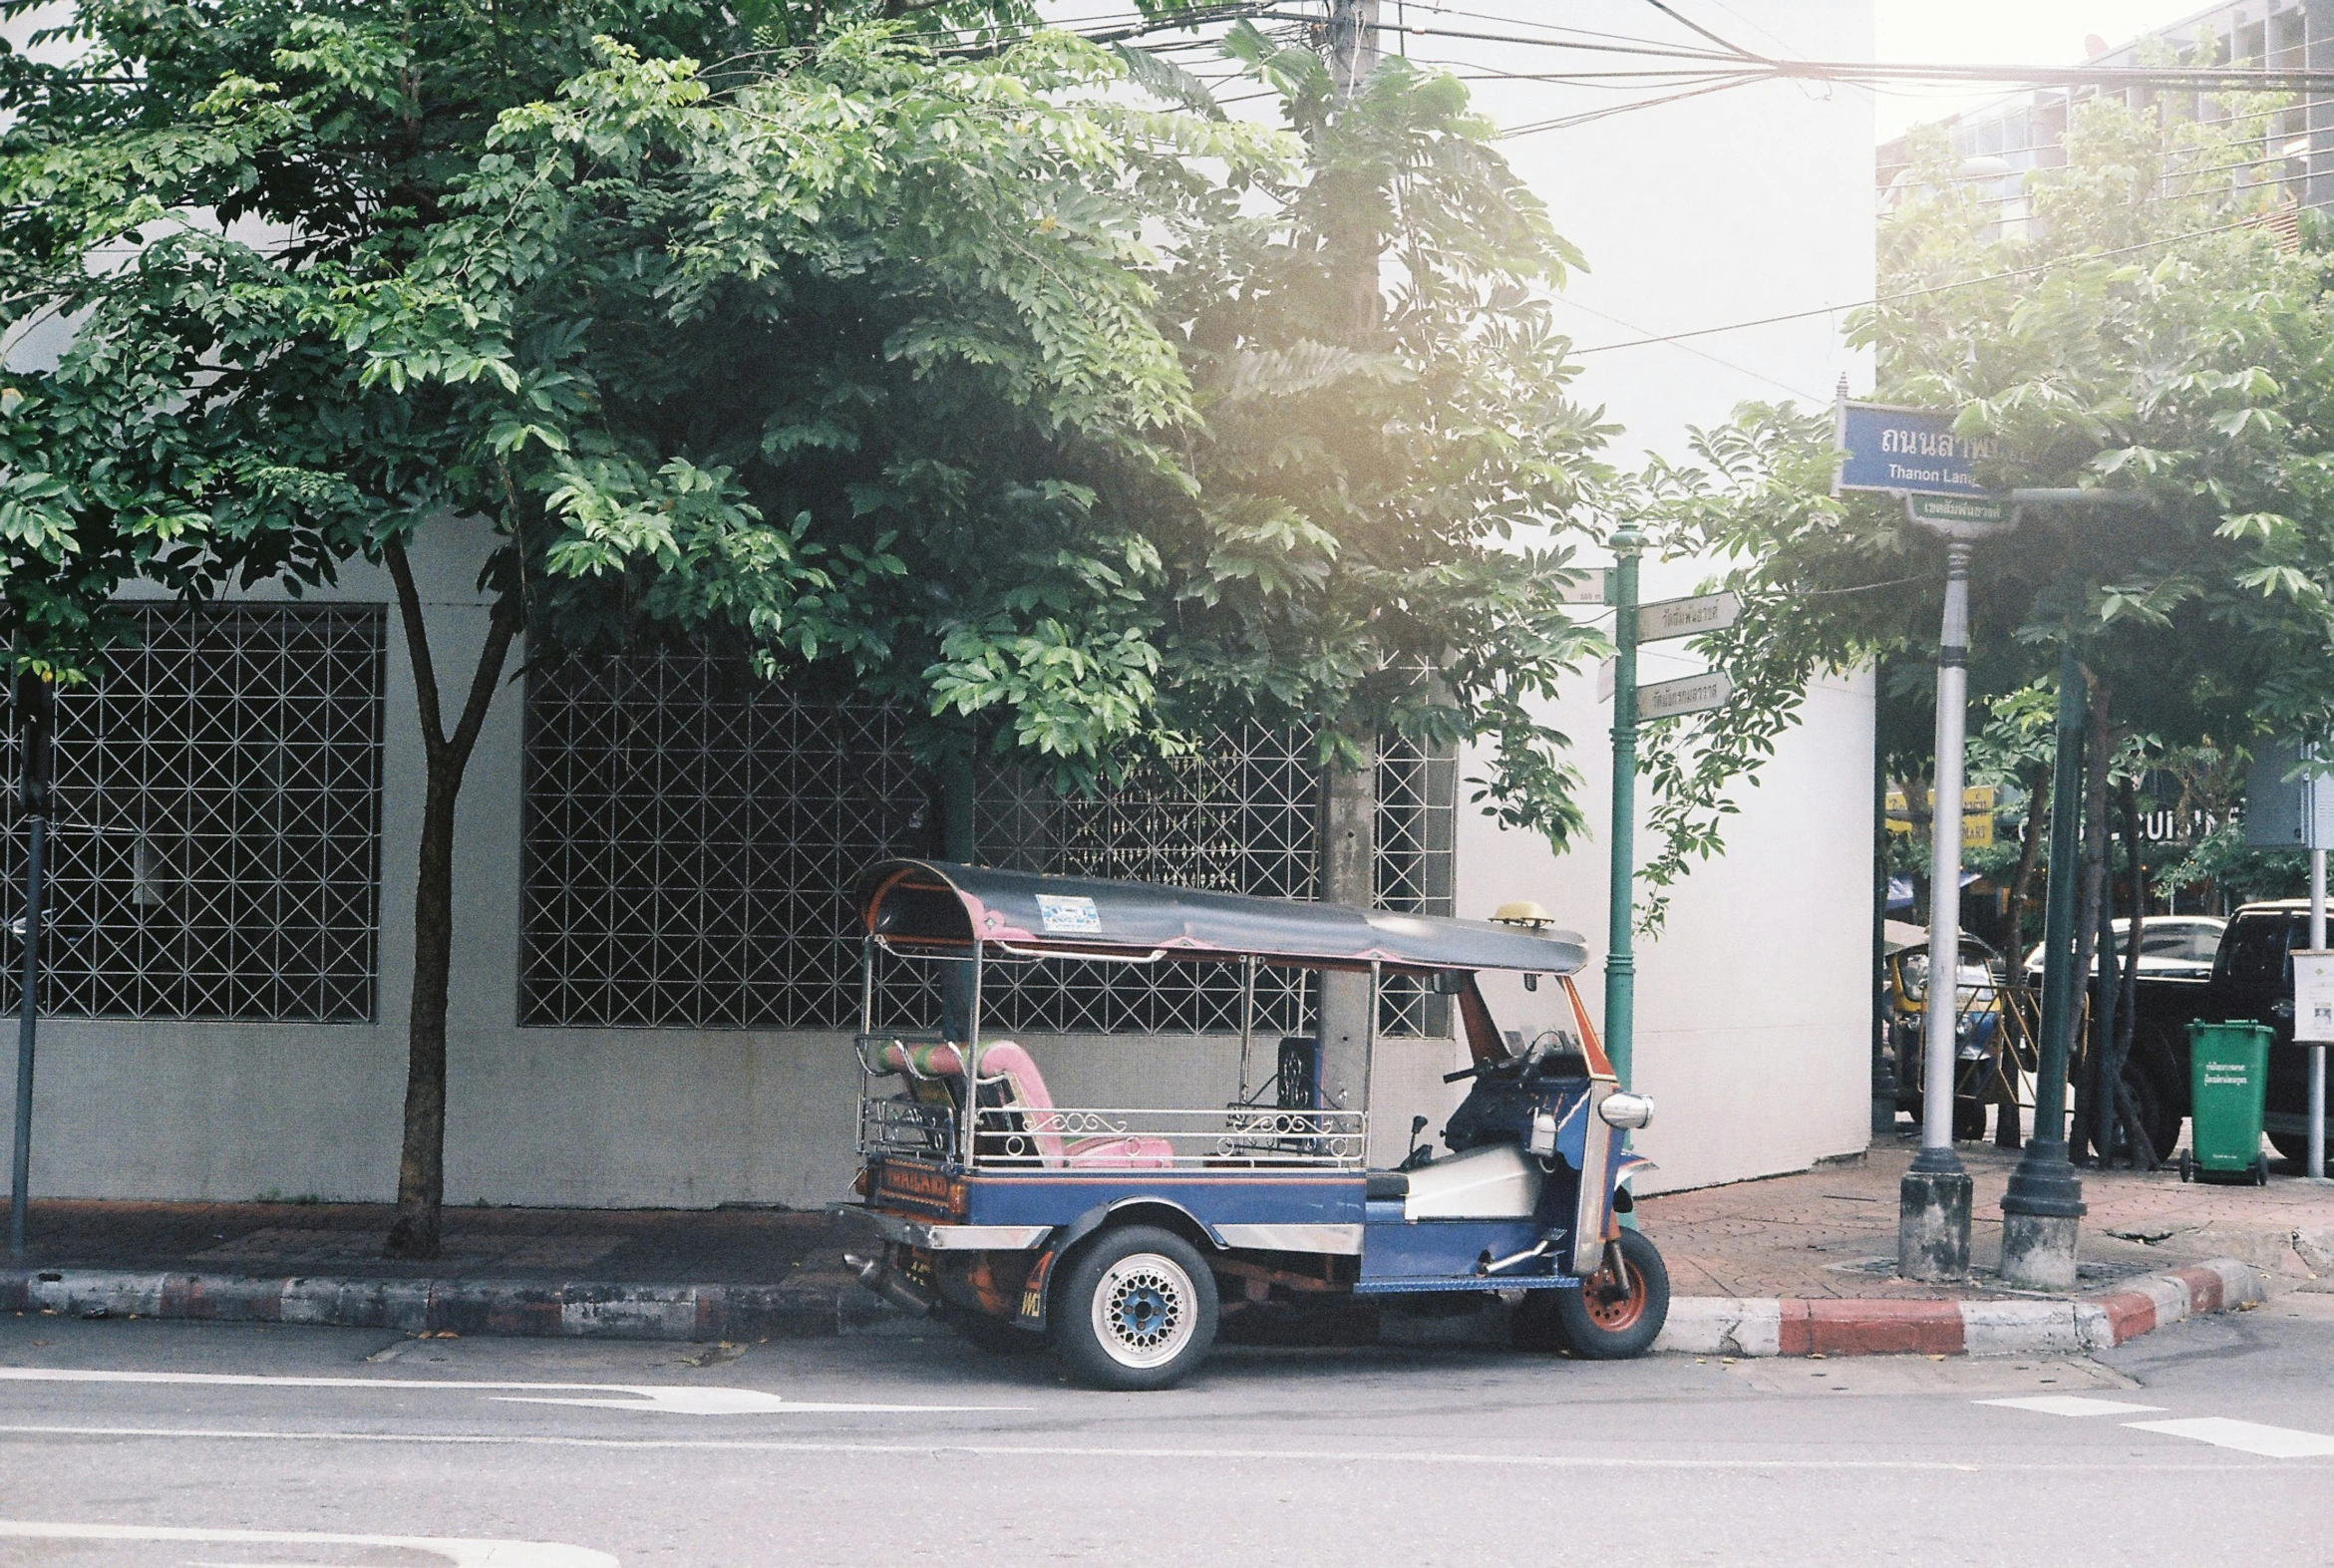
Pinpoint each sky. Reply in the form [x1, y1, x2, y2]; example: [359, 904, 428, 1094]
[1872, 0, 2224, 139]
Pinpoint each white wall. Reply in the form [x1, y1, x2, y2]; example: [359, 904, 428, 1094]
[10, 2, 1879, 1209]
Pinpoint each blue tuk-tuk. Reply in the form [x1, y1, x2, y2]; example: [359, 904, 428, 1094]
[840, 859, 1667, 1390]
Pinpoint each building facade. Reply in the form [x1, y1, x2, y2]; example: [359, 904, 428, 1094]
[6, 1, 1879, 1209]
[1877, 0, 2334, 224]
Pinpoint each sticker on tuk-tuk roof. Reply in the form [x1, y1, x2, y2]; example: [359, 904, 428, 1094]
[1036, 893, 1101, 935]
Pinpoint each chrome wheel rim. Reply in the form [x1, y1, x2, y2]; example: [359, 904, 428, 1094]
[1090, 1252, 1196, 1370]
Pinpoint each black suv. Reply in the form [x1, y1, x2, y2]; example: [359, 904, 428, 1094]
[2127, 900, 2332, 1164]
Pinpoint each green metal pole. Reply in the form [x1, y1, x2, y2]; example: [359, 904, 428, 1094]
[1606, 528, 1643, 1092]
[1998, 644, 2088, 1288]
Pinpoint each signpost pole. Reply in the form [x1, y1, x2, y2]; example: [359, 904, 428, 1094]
[2311, 849, 2326, 1180]
[8, 673, 51, 1262]
[1605, 527, 1642, 1094]
[1999, 646, 2090, 1287]
[1900, 541, 1973, 1282]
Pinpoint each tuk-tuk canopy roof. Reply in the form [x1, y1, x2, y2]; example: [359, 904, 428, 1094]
[855, 859, 1589, 976]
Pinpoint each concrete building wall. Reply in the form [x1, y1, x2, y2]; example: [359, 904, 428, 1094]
[9, 0, 1880, 1211]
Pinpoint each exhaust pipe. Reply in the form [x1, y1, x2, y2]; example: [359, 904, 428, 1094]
[844, 1252, 934, 1317]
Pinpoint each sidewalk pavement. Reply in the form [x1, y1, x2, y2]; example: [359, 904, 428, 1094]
[3, 1132, 2324, 1356]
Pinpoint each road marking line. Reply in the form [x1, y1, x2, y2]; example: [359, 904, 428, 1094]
[1975, 1396, 2166, 1417]
[0, 1519, 614, 1568]
[0, 1423, 2319, 1471]
[2123, 1417, 2334, 1458]
[0, 1367, 1014, 1415]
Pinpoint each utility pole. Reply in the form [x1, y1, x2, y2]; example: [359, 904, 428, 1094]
[1326, 0, 1381, 97]
[1999, 646, 2089, 1287]
[1311, 0, 1383, 1124]
[2309, 846, 2325, 1180]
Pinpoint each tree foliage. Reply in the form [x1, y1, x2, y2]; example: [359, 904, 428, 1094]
[1620, 90, 2334, 925]
[1150, 23, 1612, 843]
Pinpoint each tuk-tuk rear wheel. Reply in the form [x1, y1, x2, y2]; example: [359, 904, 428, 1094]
[1551, 1229, 1669, 1360]
[1051, 1224, 1219, 1392]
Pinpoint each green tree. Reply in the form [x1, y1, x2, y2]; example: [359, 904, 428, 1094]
[1156, 25, 1610, 843]
[0, 1, 1267, 1251]
[1625, 92, 2334, 1160]
[1136, 24, 1610, 1103]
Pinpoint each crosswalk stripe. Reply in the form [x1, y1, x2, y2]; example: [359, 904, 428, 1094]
[2123, 1418, 2334, 1459]
[1975, 1396, 2165, 1417]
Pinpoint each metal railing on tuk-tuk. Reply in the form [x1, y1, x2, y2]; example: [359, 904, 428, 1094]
[1887, 934, 2035, 1139]
[853, 937, 1369, 1173]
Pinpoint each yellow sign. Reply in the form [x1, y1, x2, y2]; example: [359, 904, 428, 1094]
[1886, 785, 1996, 848]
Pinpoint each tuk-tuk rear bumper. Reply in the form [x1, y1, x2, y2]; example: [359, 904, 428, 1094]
[849, 1208, 1054, 1251]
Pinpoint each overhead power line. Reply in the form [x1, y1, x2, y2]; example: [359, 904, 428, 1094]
[1569, 213, 2279, 356]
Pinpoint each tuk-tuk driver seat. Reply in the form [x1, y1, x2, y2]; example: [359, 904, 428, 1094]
[866, 1039, 1174, 1169]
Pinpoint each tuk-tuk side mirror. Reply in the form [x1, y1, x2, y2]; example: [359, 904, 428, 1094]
[1522, 973, 1538, 992]
[1428, 970, 1469, 996]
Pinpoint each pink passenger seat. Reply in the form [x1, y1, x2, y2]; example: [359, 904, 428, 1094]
[866, 1039, 1174, 1169]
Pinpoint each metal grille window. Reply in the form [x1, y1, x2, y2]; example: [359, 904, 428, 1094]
[0, 605, 387, 1022]
[521, 647, 1458, 1036]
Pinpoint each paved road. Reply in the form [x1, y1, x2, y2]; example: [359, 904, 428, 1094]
[1, 1294, 2329, 1566]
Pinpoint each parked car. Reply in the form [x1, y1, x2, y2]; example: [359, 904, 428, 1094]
[2024, 916, 2225, 986]
[2114, 902, 2330, 1165]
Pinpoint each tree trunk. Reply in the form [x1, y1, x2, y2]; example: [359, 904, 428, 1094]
[1995, 765, 2051, 1149]
[383, 538, 518, 1260]
[1898, 773, 1935, 925]
[2089, 866, 2124, 1165]
[2103, 776, 2155, 1168]
[1316, 729, 1377, 1116]
[2068, 673, 2114, 1162]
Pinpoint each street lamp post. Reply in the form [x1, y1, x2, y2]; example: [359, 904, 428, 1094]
[1998, 645, 2089, 1288]
[1899, 540, 1974, 1281]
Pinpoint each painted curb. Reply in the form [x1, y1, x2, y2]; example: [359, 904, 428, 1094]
[1652, 1259, 2264, 1358]
[0, 1267, 900, 1343]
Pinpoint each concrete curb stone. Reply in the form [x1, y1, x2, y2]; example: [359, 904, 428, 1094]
[0, 1257, 2264, 1356]
[1653, 1258, 2263, 1357]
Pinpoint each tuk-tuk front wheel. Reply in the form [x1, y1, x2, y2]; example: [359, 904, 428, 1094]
[1552, 1229, 1670, 1360]
[1052, 1225, 1219, 1391]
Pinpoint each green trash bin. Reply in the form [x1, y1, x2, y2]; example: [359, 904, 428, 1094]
[2183, 1022, 2272, 1185]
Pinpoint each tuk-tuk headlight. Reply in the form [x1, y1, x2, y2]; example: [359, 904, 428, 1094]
[1598, 1093, 1654, 1130]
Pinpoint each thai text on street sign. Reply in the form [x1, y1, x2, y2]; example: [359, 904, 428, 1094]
[2294, 951, 2334, 1044]
[1637, 671, 1733, 720]
[1905, 493, 2007, 530]
[1885, 785, 1997, 850]
[1834, 400, 1997, 499]
[1556, 568, 1612, 605]
[1637, 591, 1740, 643]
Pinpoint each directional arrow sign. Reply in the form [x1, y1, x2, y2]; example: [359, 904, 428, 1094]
[1637, 671, 1733, 720]
[1637, 591, 1740, 643]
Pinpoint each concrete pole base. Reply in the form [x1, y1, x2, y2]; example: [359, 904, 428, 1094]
[1898, 1166, 1973, 1282]
[1999, 1211, 2081, 1291]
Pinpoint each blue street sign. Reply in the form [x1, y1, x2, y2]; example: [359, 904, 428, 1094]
[1834, 400, 1997, 498]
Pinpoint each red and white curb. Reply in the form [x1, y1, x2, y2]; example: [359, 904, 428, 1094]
[1654, 1258, 2264, 1358]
